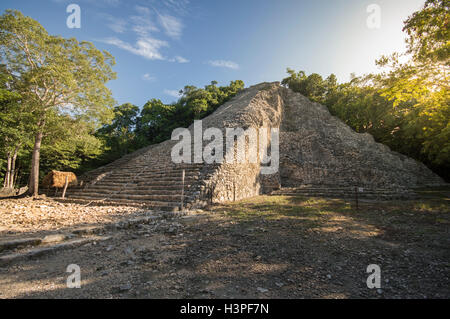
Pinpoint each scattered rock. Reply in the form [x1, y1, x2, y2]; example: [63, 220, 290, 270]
[257, 287, 269, 293]
[41, 234, 68, 244]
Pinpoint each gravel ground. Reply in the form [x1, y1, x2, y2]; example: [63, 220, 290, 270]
[0, 197, 145, 239]
[0, 193, 449, 299]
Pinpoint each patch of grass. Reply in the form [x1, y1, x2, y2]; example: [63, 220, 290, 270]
[211, 194, 450, 238]
[213, 195, 353, 222]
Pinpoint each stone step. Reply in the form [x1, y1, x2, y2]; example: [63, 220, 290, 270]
[0, 236, 111, 266]
[278, 187, 411, 192]
[106, 167, 201, 175]
[76, 183, 199, 193]
[0, 238, 42, 253]
[99, 176, 199, 184]
[68, 191, 189, 202]
[105, 173, 200, 180]
[108, 167, 200, 176]
[71, 191, 190, 202]
[66, 197, 198, 210]
[273, 191, 415, 199]
[112, 164, 205, 172]
[72, 185, 184, 195]
[276, 192, 412, 197]
[68, 193, 180, 207]
[75, 184, 193, 191]
[275, 190, 412, 196]
[84, 181, 198, 188]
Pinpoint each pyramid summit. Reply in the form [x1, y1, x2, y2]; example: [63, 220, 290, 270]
[67, 82, 445, 210]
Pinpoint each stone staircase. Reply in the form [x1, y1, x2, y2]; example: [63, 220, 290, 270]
[66, 161, 209, 211]
[271, 186, 417, 200]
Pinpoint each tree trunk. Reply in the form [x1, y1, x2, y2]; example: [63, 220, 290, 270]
[4, 151, 11, 188]
[12, 166, 19, 189]
[29, 129, 44, 197]
[9, 146, 19, 189]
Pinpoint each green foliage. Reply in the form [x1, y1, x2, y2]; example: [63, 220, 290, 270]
[0, 10, 116, 123]
[0, 10, 116, 190]
[137, 80, 244, 145]
[403, 0, 449, 64]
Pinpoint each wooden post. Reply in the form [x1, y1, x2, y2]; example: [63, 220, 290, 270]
[355, 186, 359, 212]
[180, 169, 185, 210]
[62, 176, 69, 199]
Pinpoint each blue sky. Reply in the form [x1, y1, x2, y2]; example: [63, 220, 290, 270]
[0, 0, 426, 107]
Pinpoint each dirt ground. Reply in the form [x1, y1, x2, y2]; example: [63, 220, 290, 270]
[0, 191, 449, 299]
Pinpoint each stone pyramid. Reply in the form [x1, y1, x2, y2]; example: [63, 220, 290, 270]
[67, 82, 445, 210]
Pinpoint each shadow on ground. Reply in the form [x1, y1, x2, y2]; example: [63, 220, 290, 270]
[1, 193, 449, 299]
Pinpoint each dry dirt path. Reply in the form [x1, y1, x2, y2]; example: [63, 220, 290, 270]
[0, 194, 449, 299]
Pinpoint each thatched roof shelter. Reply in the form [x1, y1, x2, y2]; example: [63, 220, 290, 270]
[42, 171, 77, 188]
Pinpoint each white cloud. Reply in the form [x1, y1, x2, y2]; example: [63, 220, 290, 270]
[134, 5, 151, 15]
[109, 21, 127, 33]
[207, 60, 239, 70]
[164, 89, 182, 98]
[100, 13, 127, 33]
[101, 37, 168, 60]
[131, 6, 159, 37]
[142, 73, 156, 81]
[100, 4, 188, 63]
[170, 56, 189, 63]
[157, 14, 183, 39]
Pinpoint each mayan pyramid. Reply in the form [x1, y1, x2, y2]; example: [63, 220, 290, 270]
[67, 82, 445, 210]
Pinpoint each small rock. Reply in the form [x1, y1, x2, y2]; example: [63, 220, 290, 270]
[377, 289, 383, 295]
[119, 283, 132, 292]
[275, 282, 284, 288]
[42, 234, 67, 244]
[326, 274, 332, 279]
[257, 287, 268, 293]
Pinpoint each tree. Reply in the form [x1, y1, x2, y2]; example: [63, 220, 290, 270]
[0, 10, 116, 196]
[0, 65, 33, 189]
[137, 80, 245, 146]
[374, 0, 449, 173]
[96, 103, 141, 161]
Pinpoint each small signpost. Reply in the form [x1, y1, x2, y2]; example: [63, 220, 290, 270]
[61, 176, 69, 199]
